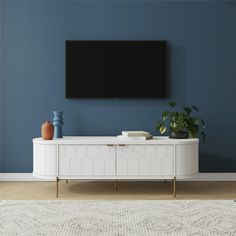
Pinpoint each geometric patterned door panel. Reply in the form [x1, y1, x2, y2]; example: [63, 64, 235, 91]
[116, 145, 173, 176]
[59, 145, 115, 176]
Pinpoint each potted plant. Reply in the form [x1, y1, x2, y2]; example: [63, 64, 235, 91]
[155, 101, 206, 141]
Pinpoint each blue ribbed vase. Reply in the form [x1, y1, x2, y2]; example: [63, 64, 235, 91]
[53, 111, 64, 138]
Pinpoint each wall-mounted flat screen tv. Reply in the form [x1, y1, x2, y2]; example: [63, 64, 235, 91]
[66, 40, 167, 98]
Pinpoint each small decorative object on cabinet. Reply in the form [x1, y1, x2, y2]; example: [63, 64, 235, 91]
[53, 111, 64, 138]
[33, 136, 199, 198]
[169, 131, 188, 139]
[118, 131, 153, 140]
[41, 121, 54, 140]
[155, 101, 206, 141]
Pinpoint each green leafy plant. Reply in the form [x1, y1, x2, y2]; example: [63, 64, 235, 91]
[155, 101, 206, 142]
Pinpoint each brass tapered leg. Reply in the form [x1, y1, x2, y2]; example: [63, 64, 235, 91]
[66, 180, 68, 184]
[115, 180, 117, 190]
[56, 177, 59, 198]
[173, 176, 176, 198]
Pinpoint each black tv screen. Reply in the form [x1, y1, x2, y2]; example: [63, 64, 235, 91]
[66, 40, 167, 98]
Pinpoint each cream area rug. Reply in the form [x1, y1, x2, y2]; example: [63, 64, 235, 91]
[0, 200, 236, 236]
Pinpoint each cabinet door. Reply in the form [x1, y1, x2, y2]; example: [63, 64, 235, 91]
[116, 145, 173, 176]
[33, 143, 56, 177]
[175, 143, 198, 177]
[59, 145, 115, 176]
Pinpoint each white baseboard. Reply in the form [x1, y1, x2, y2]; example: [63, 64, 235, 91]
[184, 173, 236, 181]
[0, 173, 236, 181]
[0, 173, 51, 181]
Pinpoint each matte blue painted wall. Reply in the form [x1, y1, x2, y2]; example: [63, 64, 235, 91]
[0, 0, 3, 173]
[1, 1, 236, 173]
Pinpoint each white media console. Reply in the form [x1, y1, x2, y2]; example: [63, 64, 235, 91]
[33, 136, 199, 197]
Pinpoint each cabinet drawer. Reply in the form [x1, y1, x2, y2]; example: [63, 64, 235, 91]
[58, 145, 116, 176]
[116, 145, 173, 176]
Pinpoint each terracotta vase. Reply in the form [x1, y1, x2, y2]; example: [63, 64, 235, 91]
[41, 121, 54, 140]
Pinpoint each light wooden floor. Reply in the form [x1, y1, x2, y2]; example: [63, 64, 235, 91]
[0, 181, 236, 200]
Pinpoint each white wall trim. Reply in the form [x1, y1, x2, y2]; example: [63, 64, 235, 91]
[0, 173, 236, 181]
[183, 173, 236, 181]
[0, 173, 51, 181]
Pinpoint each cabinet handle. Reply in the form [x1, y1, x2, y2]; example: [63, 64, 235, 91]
[106, 144, 114, 147]
[118, 144, 125, 146]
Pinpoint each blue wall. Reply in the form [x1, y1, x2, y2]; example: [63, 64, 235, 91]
[1, 1, 236, 173]
[0, 0, 2, 173]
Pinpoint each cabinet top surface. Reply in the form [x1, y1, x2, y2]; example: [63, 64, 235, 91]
[33, 136, 199, 145]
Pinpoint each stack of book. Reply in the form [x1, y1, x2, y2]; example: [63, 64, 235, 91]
[117, 131, 153, 140]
